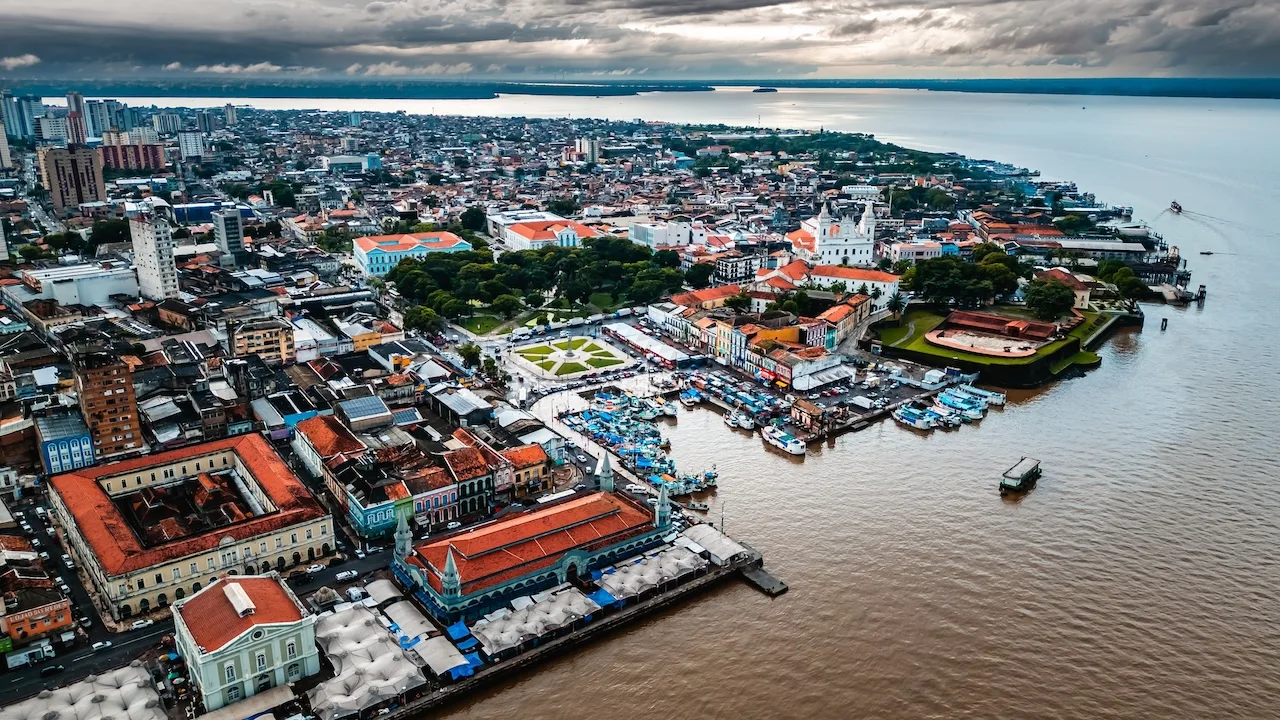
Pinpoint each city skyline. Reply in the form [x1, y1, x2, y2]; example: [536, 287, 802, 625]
[0, 0, 1277, 81]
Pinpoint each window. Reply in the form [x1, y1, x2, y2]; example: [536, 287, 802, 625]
[275, 537, 283, 549]
[225, 664, 236, 682]
[155, 573, 163, 584]
[150, 472, 156, 482]
[305, 529, 312, 540]
[259, 542, 267, 554]
[117, 583, 127, 596]
[290, 533, 297, 544]
[256, 653, 267, 672]
[189, 562, 198, 575]
[320, 524, 328, 536]
[287, 641, 297, 660]
[172, 567, 181, 580]
[207, 558, 215, 570]
[136, 578, 145, 589]
[227, 686, 241, 702]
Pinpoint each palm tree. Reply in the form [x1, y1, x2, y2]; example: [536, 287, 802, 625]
[871, 286, 883, 301]
[887, 291, 906, 320]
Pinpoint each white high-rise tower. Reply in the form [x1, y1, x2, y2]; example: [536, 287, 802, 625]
[211, 208, 243, 268]
[130, 213, 180, 300]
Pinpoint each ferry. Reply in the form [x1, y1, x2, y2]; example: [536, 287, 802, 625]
[1000, 457, 1042, 496]
[752, 87, 778, 93]
[892, 406, 936, 431]
[762, 425, 806, 455]
[931, 402, 971, 424]
[923, 406, 962, 428]
[682, 501, 710, 512]
[937, 392, 985, 420]
[944, 388, 989, 409]
[1170, 200, 1183, 214]
[957, 384, 1006, 406]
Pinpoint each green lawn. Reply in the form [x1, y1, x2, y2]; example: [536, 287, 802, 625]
[589, 349, 618, 358]
[535, 359, 556, 371]
[590, 292, 624, 311]
[517, 344, 553, 356]
[586, 357, 625, 368]
[551, 338, 590, 351]
[556, 362, 588, 375]
[461, 314, 502, 335]
[882, 308, 1100, 367]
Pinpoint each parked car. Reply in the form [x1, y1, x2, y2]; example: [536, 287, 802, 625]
[130, 619, 154, 630]
[305, 564, 325, 574]
[335, 570, 359, 582]
[40, 665, 66, 677]
[446, 521, 462, 531]
[78, 616, 92, 628]
[91, 641, 112, 651]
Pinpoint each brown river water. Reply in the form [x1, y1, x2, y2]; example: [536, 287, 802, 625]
[145, 90, 1278, 719]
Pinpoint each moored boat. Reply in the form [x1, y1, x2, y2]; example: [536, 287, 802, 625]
[957, 384, 1006, 406]
[892, 406, 936, 431]
[1000, 457, 1042, 496]
[723, 412, 740, 428]
[683, 501, 710, 512]
[762, 425, 806, 455]
[738, 413, 757, 430]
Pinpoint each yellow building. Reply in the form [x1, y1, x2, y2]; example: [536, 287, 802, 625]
[49, 435, 332, 621]
[229, 318, 296, 366]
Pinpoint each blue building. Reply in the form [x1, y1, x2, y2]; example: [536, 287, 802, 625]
[34, 411, 96, 475]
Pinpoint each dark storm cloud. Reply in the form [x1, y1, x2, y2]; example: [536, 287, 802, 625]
[0, 0, 1278, 79]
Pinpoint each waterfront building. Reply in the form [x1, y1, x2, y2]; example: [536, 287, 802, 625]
[172, 574, 320, 711]
[394, 488, 672, 622]
[37, 145, 106, 216]
[72, 345, 145, 461]
[34, 409, 96, 475]
[353, 231, 473, 277]
[130, 212, 180, 300]
[787, 202, 876, 266]
[47, 434, 332, 620]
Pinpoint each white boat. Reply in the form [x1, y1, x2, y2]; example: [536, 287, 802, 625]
[738, 414, 756, 431]
[958, 384, 1006, 406]
[892, 406, 936, 430]
[944, 388, 989, 409]
[662, 401, 679, 417]
[723, 412, 740, 428]
[762, 425, 806, 455]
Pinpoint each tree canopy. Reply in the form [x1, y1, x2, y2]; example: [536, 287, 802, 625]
[1024, 279, 1077, 320]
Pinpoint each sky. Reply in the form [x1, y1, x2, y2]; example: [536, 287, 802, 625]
[0, 0, 1277, 81]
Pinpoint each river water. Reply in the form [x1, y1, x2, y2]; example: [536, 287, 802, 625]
[136, 88, 1280, 718]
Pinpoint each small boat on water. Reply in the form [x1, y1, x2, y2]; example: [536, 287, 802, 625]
[1000, 457, 1042, 496]
[683, 501, 710, 512]
[892, 406, 935, 431]
[723, 412, 740, 428]
[702, 468, 718, 488]
[937, 391, 985, 420]
[662, 401, 678, 417]
[679, 390, 702, 407]
[762, 425, 806, 455]
[752, 87, 778, 93]
[957, 384, 1006, 406]
[738, 413, 757, 431]
[1170, 200, 1183, 214]
[1200, 251, 1214, 255]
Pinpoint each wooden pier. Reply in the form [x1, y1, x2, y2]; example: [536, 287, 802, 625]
[741, 566, 789, 596]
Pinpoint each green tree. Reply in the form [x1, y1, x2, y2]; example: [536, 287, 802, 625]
[1024, 279, 1077, 320]
[491, 294, 523, 319]
[886, 291, 906, 319]
[17, 245, 46, 261]
[828, 281, 848, 295]
[653, 249, 680, 268]
[461, 206, 487, 231]
[724, 293, 752, 313]
[404, 306, 444, 334]
[546, 197, 580, 216]
[458, 342, 482, 368]
[684, 263, 714, 289]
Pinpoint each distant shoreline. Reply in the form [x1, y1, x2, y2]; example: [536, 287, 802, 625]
[6, 77, 1280, 101]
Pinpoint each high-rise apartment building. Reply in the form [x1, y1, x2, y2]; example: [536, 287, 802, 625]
[177, 130, 205, 160]
[65, 91, 86, 118]
[129, 126, 159, 145]
[85, 99, 120, 137]
[66, 112, 88, 145]
[347, 112, 362, 127]
[211, 208, 243, 268]
[575, 137, 601, 163]
[71, 345, 145, 461]
[196, 110, 216, 134]
[34, 116, 68, 143]
[9, 95, 42, 139]
[0, 212, 9, 262]
[224, 104, 238, 125]
[152, 113, 182, 135]
[101, 143, 165, 170]
[37, 145, 106, 215]
[0, 130, 10, 170]
[129, 212, 180, 300]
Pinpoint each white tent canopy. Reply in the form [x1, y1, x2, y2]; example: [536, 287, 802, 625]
[599, 545, 708, 600]
[411, 636, 469, 677]
[383, 601, 433, 640]
[309, 606, 427, 720]
[0, 664, 165, 720]
[363, 579, 403, 605]
[469, 588, 602, 656]
[681, 525, 749, 566]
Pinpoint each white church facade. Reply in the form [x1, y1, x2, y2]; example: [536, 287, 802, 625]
[786, 202, 877, 266]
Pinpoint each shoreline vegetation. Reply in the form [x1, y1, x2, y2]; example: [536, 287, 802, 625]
[9, 77, 1280, 101]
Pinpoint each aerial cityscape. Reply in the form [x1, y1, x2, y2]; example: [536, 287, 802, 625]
[0, 4, 1277, 719]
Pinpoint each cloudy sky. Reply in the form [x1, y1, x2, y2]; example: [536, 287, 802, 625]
[0, 0, 1276, 80]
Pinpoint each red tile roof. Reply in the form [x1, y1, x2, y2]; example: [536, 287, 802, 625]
[811, 265, 899, 283]
[296, 415, 365, 458]
[670, 284, 742, 307]
[413, 492, 653, 596]
[508, 220, 599, 242]
[354, 231, 468, 253]
[500, 444, 549, 469]
[177, 576, 304, 652]
[49, 435, 326, 577]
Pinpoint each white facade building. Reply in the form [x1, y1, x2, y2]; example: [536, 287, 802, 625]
[628, 220, 710, 248]
[787, 202, 877, 266]
[177, 130, 205, 160]
[211, 209, 244, 268]
[11, 262, 140, 306]
[130, 213, 180, 300]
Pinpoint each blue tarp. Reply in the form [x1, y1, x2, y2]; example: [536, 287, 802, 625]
[587, 588, 616, 608]
[464, 653, 484, 670]
[445, 620, 471, 641]
[455, 635, 478, 651]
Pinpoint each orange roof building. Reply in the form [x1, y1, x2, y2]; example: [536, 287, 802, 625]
[396, 490, 672, 622]
[48, 434, 332, 621]
[353, 231, 473, 277]
[503, 220, 599, 250]
[172, 574, 319, 711]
